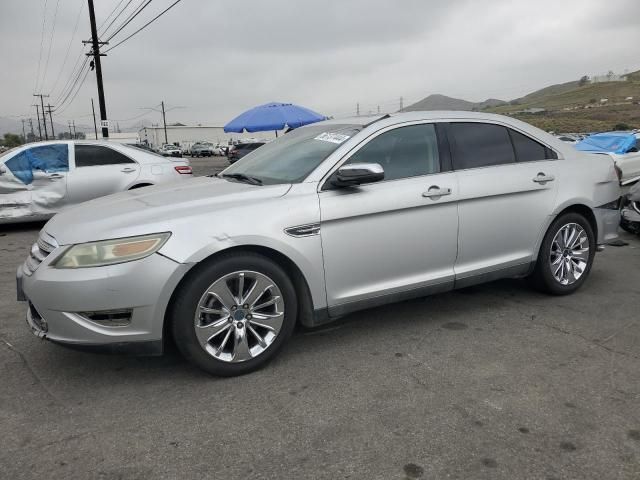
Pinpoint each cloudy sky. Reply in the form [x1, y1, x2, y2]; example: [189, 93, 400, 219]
[1, 0, 640, 132]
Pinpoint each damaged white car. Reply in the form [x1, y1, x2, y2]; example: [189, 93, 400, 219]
[0, 141, 193, 224]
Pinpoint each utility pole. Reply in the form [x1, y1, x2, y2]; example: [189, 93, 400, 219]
[72, 120, 77, 138]
[33, 104, 43, 140]
[356, 102, 360, 116]
[377, 105, 380, 114]
[86, 0, 109, 138]
[91, 98, 98, 139]
[399, 96, 404, 112]
[68, 121, 73, 139]
[161, 100, 168, 144]
[46, 104, 55, 138]
[28, 118, 35, 141]
[21, 119, 26, 143]
[33, 94, 49, 140]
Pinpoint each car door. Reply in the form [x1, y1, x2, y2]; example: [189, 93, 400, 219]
[447, 121, 560, 284]
[67, 143, 141, 204]
[318, 122, 459, 316]
[0, 143, 69, 218]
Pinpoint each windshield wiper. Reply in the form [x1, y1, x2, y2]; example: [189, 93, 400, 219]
[221, 173, 263, 186]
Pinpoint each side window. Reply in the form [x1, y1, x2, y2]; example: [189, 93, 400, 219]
[74, 145, 135, 167]
[508, 129, 553, 162]
[346, 124, 440, 181]
[449, 122, 515, 169]
[4, 144, 69, 185]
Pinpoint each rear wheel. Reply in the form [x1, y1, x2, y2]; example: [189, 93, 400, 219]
[528, 212, 595, 295]
[170, 253, 297, 376]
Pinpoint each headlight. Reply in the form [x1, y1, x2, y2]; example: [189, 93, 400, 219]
[53, 233, 171, 269]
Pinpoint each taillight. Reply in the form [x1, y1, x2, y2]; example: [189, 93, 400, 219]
[174, 166, 192, 174]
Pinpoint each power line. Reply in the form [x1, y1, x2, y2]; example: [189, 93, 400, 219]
[54, 67, 90, 115]
[49, 0, 85, 95]
[54, 56, 89, 107]
[33, 0, 49, 93]
[40, 0, 61, 91]
[99, 0, 138, 38]
[104, 0, 154, 43]
[54, 58, 89, 112]
[103, 0, 183, 53]
[97, 0, 128, 34]
[53, 49, 89, 103]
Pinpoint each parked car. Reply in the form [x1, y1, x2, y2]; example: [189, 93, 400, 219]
[227, 141, 266, 164]
[0, 140, 192, 224]
[18, 112, 621, 376]
[191, 142, 215, 157]
[213, 144, 227, 156]
[159, 144, 183, 157]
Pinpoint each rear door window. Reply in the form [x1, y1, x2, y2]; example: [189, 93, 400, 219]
[508, 129, 553, 162]
[74, 145, 135, 167]
[449, 122, 515, 169]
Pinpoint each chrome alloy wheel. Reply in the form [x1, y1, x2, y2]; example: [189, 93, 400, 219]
[194, 271, 284, 363]
[549, 223, 590, 286]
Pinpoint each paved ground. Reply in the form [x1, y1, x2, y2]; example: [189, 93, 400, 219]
[1, 166, 639, 479]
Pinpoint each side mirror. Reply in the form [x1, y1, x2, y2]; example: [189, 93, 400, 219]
[0, 166, 6, 175]
[331, 163, 384, 188]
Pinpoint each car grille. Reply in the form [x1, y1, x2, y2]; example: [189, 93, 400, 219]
[23, 232, 58, 276]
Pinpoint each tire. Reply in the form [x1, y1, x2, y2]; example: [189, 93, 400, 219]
[528, 212, 596, 295]
[169, 252, 297, 376]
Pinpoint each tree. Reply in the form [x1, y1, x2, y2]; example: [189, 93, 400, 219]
[2, 133, 23, 148]
[613, 123, 631, 131]
[579, 75, 589, 86]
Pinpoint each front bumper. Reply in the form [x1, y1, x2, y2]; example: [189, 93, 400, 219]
[18, 249, 192, 354]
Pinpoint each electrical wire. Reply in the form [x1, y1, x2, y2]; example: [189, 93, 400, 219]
[54, 67, 90, 115]
[99, 0, 138, 38]
[54, 57, 89, 112]
[103, 0, 183, 53]
[104, 0, 154, 43]
[54, 54, 89, 105]
[40, 0, 61, 91]
[33, 0, 49, 93]
[49, 0, 85, 96]
[97, 0, 128, 34]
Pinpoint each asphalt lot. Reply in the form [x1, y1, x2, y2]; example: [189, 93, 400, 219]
[1, 160, 640, 479]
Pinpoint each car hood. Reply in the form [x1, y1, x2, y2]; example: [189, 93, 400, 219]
[44, 176, 291, 245]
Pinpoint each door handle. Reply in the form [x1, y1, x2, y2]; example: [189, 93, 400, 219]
[422, 186, 452, 198]
[48, 173, 64, 180]
[533, 172, 555, 184]
[121, 167, 136, 173]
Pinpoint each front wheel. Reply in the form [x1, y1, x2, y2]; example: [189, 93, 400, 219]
[528, 212, 596, 295]
[169, 253, 297, 376]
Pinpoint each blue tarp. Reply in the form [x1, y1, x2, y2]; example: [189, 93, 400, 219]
[575, 132, 637, 154]
[5, 144, 69, 184]
[224, 102, 327, 133]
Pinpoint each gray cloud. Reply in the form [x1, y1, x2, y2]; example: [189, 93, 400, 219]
[1, 0, 639, 132]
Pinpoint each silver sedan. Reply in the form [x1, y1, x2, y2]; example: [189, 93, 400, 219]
[0, 140, 193, 224]
[18, 112, 622, 376]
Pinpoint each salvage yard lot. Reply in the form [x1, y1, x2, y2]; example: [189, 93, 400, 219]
[1, 161, 639, 479]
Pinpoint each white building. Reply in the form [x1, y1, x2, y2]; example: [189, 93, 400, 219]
[138, 125, 276, 151]
[106, 131, 140, 144]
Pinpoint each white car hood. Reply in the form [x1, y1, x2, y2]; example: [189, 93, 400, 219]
[44, 176, 291, 245]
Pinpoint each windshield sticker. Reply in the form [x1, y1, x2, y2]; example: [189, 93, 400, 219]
[314, 132, 350, 144]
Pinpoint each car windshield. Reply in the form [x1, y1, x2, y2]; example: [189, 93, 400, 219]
[222, 124, 360, 185]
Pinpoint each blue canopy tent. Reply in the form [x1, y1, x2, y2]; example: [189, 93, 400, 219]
[575, 132, 637, 154]
[224, 102, 327, 137]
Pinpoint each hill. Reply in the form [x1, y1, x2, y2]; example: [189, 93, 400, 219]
[404, 94, 506, 111]
[405, 70, 640, 132]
